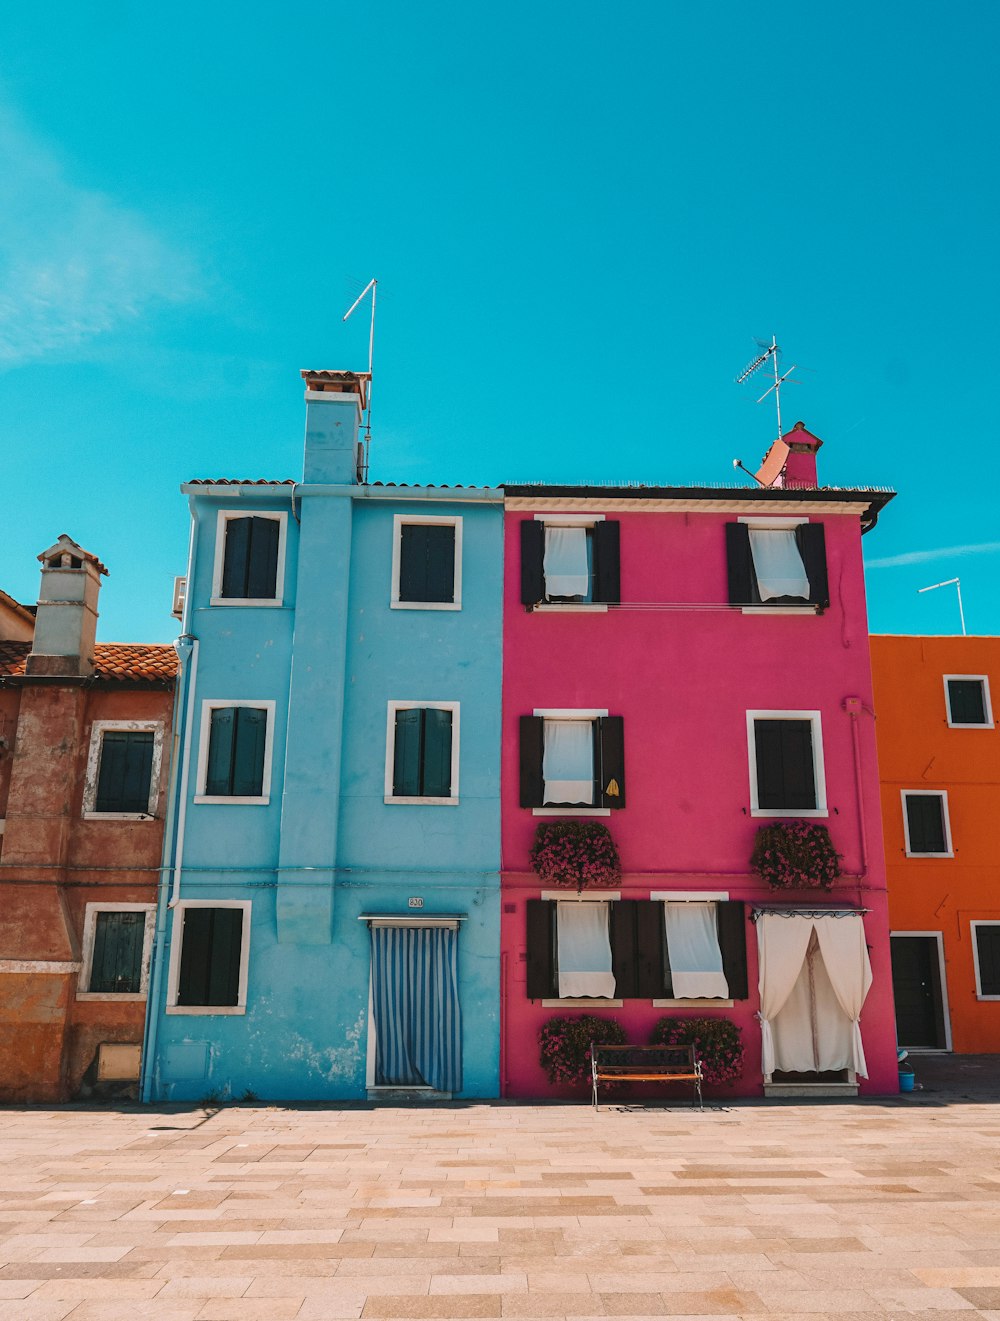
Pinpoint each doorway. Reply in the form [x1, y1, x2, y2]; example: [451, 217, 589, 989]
[891, 933, 950, 1051]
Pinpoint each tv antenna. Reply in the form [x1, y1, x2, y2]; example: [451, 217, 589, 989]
[735, 335, 799, 444]
[342, 277, 377, 480]
[918, 577, 967, 635]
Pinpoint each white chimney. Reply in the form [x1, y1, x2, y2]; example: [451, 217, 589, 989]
[25, 535, 107, 678]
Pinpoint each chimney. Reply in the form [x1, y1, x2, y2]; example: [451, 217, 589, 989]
[780, 421, 823, 489]
[25, 535, 107, 677]
[300, 369, 371, 485]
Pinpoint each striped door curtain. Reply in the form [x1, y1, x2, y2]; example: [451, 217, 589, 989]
[370, 924, 462, 1094]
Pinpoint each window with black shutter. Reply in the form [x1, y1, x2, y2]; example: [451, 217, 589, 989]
[946, 678, 991, 726]
[974, 924, 1000, 997]
[658, 900, 747, 1000]
[220, 515, 281, 600]
[204, 706, 269, 798]
[726, 521, 828, 609]
[518, 714, 626, 809]
[94, 730, 155, 814]
[753, 717, 818, 811]
[520, 519, 621, 606]
[397, 522, 457, 604]
[391, 707, 455, 799]
[903, 792, 950, 855]
[86, 910, 148, 994]
[176, 906, 246, 1007]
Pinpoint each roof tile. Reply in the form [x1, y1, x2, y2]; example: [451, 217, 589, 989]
[0, 642, 177, 683]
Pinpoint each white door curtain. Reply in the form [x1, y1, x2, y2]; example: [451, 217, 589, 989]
[543, 719, 594, 805]
[748, 528, 810, 601]
[544, 526, 590, 598]
[755, 911, 872, 1078]
[663, 902, 730, 999]
[557, 901, 616, 998]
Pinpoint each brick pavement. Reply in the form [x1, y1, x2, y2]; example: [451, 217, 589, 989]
[2, 1088, 1000, 1320]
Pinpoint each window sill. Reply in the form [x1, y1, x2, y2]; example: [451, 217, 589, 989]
[209, 597, 284, 608]
[385, 795, 459, 806]
[948, 722, 994, 729]
[533, 807, 611, 817]
[541, 998, 624, 1008]
[750, 807, 828, 818]
[390, 600, 462, 611]
[741, 606, 818, 616]
[976, 994, 1000, 1001]
[194, 795, 270, 806]
[533, 603, 608, 613]
[905, 850, 954, 859]
[82, 811, 155, 822]
[652, 998, 734, 1008]
[166, 1004, 246, 1016]
[76, 992, 146, 1003]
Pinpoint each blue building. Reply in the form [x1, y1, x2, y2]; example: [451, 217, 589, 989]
[142, 371, 504, 1100]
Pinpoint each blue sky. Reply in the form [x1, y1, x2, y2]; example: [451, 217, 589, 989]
[1, 2, 997, 641]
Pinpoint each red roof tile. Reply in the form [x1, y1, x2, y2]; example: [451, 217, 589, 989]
[0, 642, 177, 683]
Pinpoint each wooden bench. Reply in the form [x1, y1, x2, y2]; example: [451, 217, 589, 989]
[591, 1043, 703, 1110]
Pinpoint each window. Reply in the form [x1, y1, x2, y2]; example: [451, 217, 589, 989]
[902, 790, 952, 857]
[211, 511, 286, 605]
[194, 701, 275, 804]
[166, 901, 252, 1014]
[83, 721, 163, 819]
[972, 923, 1000, 999]
[520, 710, 625, 814]
[385, 702, 459, 804]
[520, 517, 620, 608]
[944, 675, 993, 728]
[391, 515, 461, 609]
[77, 904, 156, 1000]
[747, 711, 827, 816]
[726, 519, 828, 609]
[525, 896, 748, 1003]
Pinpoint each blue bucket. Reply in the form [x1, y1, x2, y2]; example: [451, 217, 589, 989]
[899, 1069, 915, 1093]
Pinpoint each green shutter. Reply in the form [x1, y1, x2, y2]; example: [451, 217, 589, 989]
[399, 525, 455, 603]
[205, 708, 237, 796]
[421, 708, 453, 797]
[177, 907, 212, 1005]
[89, 911, 146, 994]
[95, 731, 154, 813]
[246, 517, 280, 599]
[178, 907, 244, 1007]
[393, 708, 424, 796]
[423, 525, 456, 603]
[232, 707, 267, 797]
[221, 518, 252, 597]
[906, 794, 947, 853]
[755, 719, 816, 811]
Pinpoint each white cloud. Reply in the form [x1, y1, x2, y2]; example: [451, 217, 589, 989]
[865, 541, 1000, 569]
[0, 107, 197, 366]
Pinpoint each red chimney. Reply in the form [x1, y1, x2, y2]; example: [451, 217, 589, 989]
[780, 421, 823, 489]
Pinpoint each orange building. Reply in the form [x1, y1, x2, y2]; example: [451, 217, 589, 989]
[871, 635, 1000, 1054]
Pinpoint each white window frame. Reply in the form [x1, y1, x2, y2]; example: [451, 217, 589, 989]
[533, 513, 608, 613]
[532, 707, 610, 817]
[193, 700, 276, 805]
[901, 788, 953, 858]
[746, 709, 827, 818]
[972, 921, 1000, 1001]
[77, 903, 156, 1001]
[82, 720, 165, 820]
[384, 700, 460, 805]
[890, 930, 952, 1049]
[943, 674, 994, 729]
[390, 514, 462, 611]
[165, 899, 252, 1016]
[210, 509, 287, 607]
[737, 515, 814, 616]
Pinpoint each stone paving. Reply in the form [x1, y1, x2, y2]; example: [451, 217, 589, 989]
[3, 1080, 1000, 1320]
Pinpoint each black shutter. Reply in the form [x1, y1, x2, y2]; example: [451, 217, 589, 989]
[246, 517, 280, 600]
[422, 708, 453, 797]
[232, 707, 267, 797]
[948, 679, 987, 725]
[755, 719, 816, 811]
[178, 908, 243, 1007]
[635, 900, 666, 998]
[717, 901, 748, 999]
[526, 899, 556, 998]
[205, 708, 237, 796]
[177, 907, 213, 1005]
[520, 519, 545, 606]
[519, 716, 544, 807]
[905, 794, 947, 854]
[725, 522, 760, 606]
[611, 900, 639, 998]
[123, 733, 155, 813]
[221, 517, 251, 598]
[795, 523, 829, 609]
[593, 521, 621, 604]
[598, 716, 626, 809]
[399, 525, 456, 604]
[975, 926, 1000, 995]
[393, 708, 423, 797]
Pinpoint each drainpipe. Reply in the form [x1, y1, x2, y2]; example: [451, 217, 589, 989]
[843, 696, 869, 882]
[169, 637, 199, 910]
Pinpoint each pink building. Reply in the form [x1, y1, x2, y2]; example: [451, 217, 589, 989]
[500, 425, 899, 1099]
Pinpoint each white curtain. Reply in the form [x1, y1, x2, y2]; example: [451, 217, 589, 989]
[664, 903, 730, 999]
[749, 528, 809, 601]
[756, 913, 815, 1077]
[772, 933, 854, 1073]
[544, 526, 590, 598]
[814, 916, 873, 1078]
[543, 719, 594, 804]
[557, 902, 616, 998]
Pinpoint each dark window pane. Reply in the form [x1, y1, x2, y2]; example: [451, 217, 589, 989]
[976, 926, 1000, 996]
[205, 708, 237, 796]
[399, 524, 455, 603]
[95, 731, 154, 813]
[393, 708, 423, 796]
[948, 679, 988, 725]
[221, 516, 279, 599]
[905, 794, 948, 853]
[754, 719, 817, 810]
[89, 911, 146, 993]
[392, 708, 454, 797]
[221, 517, 251, 597]
[232, 707, 267, 797]
[177, 907, 244, 1007]
[422, 708, 453, 797]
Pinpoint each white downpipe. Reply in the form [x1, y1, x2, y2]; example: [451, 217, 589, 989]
[169, 637, 199, 909]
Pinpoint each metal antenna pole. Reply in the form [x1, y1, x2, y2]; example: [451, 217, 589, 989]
[342, 277, 378, 480]
[917, 577, 967, 635]
[735, 335, 797, 445]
